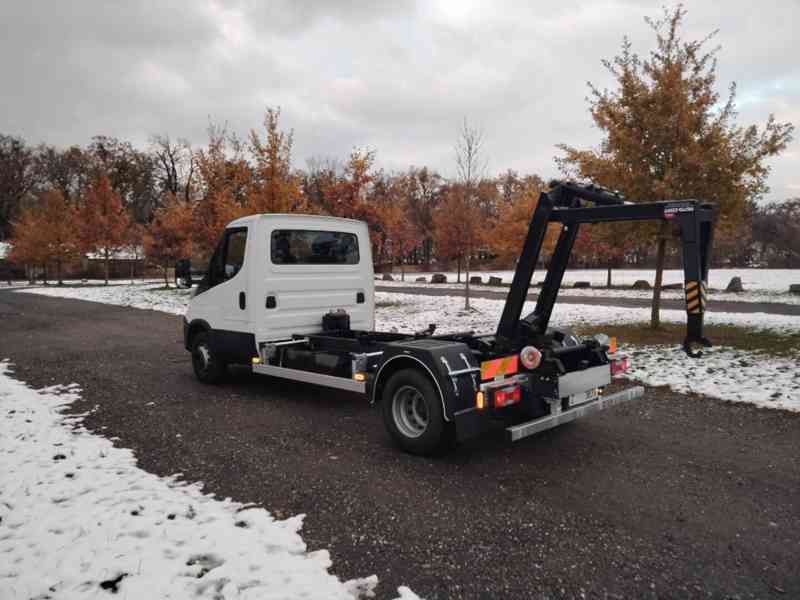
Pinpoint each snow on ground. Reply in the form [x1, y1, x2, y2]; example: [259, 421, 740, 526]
[375, 292, 800, 337]
[11, 284, 800, 411]
[396, 268, 800, 293]
[17, 282, 193, 315]
[0, 361, 419, 599]
[621, 345, 800, 412]
[377, 279, 800, 306]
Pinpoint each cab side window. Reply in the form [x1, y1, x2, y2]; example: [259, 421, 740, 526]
[206, 228, 247, 289]
[224, 230, 247, 279]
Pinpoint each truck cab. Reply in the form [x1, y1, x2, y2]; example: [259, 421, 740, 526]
[184, 214, 374, 377]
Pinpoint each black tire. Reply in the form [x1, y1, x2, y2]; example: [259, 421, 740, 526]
[381, 368, 447, 456]
[191, 331, 227, 384]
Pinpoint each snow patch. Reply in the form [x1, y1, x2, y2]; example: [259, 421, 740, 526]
[620, 345, 800, 412]
[374, 292, 800, 337]
[0, 361, 420, 599]
[396, 268, 800, 292]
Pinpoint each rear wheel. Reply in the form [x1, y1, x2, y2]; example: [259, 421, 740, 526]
[382, 368, 446, 455]
[191, 331, 227, 384]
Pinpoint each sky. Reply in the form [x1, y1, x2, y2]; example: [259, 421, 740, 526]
[1, 1, 797, 201]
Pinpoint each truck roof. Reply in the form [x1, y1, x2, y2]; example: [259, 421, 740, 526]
[227, 213, 366, 229]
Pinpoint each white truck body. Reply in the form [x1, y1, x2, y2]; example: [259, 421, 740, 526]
[186, 214, 374, 349]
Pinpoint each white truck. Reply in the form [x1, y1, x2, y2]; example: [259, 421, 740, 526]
[183, 181, 716, 455]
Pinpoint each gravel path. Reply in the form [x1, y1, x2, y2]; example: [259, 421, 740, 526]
[376, 285, 800, 316]
[2, 290, 799, 599]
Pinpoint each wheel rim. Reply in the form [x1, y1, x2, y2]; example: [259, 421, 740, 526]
[391, 385, 429, 439]
[193, 343, 211, 374]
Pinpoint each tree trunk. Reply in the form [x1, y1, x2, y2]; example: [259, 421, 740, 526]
[57, 258, 63, 286]
[457, 255, 462, 283]
[464, 251, 471, 310]
[104, 248, 110, 285]
[401, 259, 405, 282]
[42, 263, 47, 285]
[606, 266, 612, 288]
[130, 259, 135, 284]
[650, 222, 668, 329]
[163, 266, 170, 288]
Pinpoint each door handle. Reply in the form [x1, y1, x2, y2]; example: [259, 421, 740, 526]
[239, 291, 246, 310]
[266, 295, 276, 309]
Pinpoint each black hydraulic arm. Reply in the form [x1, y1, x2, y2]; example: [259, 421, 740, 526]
[495, 181, 716, 357]
[495, 191, 554, 343]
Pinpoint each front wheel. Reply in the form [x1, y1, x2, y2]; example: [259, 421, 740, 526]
[381, 368, 447, 455]
[191, 331, 227, 384]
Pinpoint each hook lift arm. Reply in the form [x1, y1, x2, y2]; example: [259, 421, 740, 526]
[495, 181, 717, 358]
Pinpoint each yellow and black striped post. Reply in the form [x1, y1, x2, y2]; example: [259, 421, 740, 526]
[684, 280, 707, 315]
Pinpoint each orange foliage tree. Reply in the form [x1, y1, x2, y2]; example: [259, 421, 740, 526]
[145, 194, 193, 287]
[247, 107, 304, 214]
[557, 5, 794, 325]
[489, 175, 555, 266]
[10, 189, 80, 284]
[79, 175, 130, 284]
[193, 124, 251, 256]
[433, 184, 483, 284]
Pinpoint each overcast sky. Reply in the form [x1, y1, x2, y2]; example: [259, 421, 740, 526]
[1, 1, 797, 201]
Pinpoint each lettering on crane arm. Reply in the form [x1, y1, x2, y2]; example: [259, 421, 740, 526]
[663, 203, 695, 219]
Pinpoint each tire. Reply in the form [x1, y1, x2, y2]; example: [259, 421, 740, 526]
[191, 331, 227, 384]
[381, 368, 447, 455]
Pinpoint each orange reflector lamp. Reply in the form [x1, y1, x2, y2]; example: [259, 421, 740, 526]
[608, 337, 618, 354]
[476, 391, 486, 410]
[353, 372, 366, 382]
[494, 385, 521, 408]
[480, 355, 519, 380]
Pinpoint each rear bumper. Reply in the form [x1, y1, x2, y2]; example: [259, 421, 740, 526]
[506, 385, 645, 442]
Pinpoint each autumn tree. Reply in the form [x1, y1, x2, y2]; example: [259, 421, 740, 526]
[433, 184, 482, 286]
[571, 223, 634, 286]
[79, 175, 131, 285]
[558, 5, 793, 327]
[8, 207, 47, 282]
[489, 174, 553, 265]
[145, 194, 193, 287]
[9, 190, 80, 284]
[247, 107, 304, 214]
[193, 123, 252, 256]
[402, 167, 443, 266]
[87, 136, 158, 223]
[123, 222, 146, 282]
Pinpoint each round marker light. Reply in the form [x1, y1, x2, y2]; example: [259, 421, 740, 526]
[519, 346, 542, 370]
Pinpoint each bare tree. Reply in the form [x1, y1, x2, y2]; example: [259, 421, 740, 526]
[0, 134, 39, 238]
[454, 118, 487, 310]
[150, 135, 195, 203]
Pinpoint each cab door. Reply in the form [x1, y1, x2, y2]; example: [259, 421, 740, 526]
[192, 226, 250, 332]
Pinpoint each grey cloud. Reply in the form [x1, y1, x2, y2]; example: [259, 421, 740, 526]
[0, 0, 796, 200]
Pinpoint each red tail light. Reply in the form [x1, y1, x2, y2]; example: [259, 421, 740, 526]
[610, 356, 630, 376]
[494, 385, 521, 408]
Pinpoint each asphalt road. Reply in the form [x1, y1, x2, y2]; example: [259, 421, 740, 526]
[2, 290, 799, 599]
[376, 285, 800, 316]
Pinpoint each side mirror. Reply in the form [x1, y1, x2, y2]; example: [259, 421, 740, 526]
[225, 264, 235, 279]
